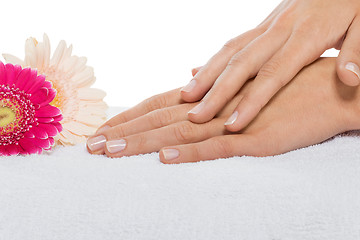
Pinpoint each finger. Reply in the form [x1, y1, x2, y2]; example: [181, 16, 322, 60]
[191, 66, 202, 77]
[87, 103, 195, 154]
[224, 30, 326, 132]
[181, 27, 266, 102]
[337, 17, 360, 86]
[159, 134, 259, 164]
[96, 88, 183, 133]
[102, 118, 227, 158]
[187, 24, 290, 123]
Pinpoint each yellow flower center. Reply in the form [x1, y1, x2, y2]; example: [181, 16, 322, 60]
[0, 106, 16, 127]
[48, 80, 64, 112]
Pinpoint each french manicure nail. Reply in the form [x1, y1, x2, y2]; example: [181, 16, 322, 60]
[345, 62, 360, 81]
[181, 79, 197, 92]
[188, 101, 205, 115]
[162, 148, 180, 161]
[87, 135, 106, 152]
[224, 111, 238, 126]
[106, 139, 127, 154]
[96, 125, 110, 134]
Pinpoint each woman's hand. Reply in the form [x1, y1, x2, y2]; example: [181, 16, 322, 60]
[87, 58, 360, 163]
[181, 0, 360, 133]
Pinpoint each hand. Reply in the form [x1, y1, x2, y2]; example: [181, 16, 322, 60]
[181, 0, 360, 133]
[87, 58, 360, 163]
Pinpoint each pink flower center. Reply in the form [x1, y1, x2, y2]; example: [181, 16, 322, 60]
[0, 85, 36, 146]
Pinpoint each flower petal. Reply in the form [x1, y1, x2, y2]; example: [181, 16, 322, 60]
[78, 88, 106, 101]
[29, 125, 48, 139]
[28, 74, 45, 94]
[15, 67, 31, 90]
[7, 144, 21, 156]
[33, 138, 51, 149]
[19, 138, 42, 154]
[0, 62, 5, 84]
[2, 54, 25, 66]
[39, 123, 59, 137]
[35, 105, 61, 118]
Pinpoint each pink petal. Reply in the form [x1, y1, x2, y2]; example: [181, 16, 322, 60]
[15, 67, 31, 90]
[29, 125, 48, 139]
[0, 145, 9, 156]
[49, 137, 55, 146]
[39, 123, 58, 137]
[32, 138, 51, 149]
[35, 105, 61, 118]
[30, 87, 49, 105]
[5, 63, 15, 86]
[53, 115, 63, 123]
[24, 131, 35, 138]
[43, 81, 52, 89]
[19, 138, 42, 154]
[7, 144, 21, 156]
[0, 62, 5, 85]
[37, 117, 54, 123]
[52, 122, 63, 133]
[23, 69, 38, 92]
[28, 74, 45, 94]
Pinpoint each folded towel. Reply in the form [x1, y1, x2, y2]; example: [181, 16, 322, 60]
[1, 107, 359, 240]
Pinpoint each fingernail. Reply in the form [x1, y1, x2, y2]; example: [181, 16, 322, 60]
[188, 101, 205, 115]
[96, 125, 110, 134]
[87, 135, 106, 152]
[181, 79, 197, 92]
[162, 148, 180, 161]
[224, 111, 238, 126]
[106, 139, 127, 154]
[345, 62, 360, 81]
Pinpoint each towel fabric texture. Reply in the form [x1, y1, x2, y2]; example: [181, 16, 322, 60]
[1, 107, 360, 240]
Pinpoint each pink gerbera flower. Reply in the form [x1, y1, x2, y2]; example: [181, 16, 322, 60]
[0, 62, 63, 156]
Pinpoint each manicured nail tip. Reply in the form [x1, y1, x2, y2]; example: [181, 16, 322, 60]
[106, 139, 127, 154]
[224, 111, 239, 126]
[96, 125, 110, 134]
[188, 101, 205, 115]
[345, 62, 360, 80]
[162, 148, 180, 161]
[87, 135, 106, 152]
[181, 79, 197, 93]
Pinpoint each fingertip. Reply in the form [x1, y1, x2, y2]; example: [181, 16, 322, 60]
[337, 61, 360, 87]
[159, 148, 181, 164]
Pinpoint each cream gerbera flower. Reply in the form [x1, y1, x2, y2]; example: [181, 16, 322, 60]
[3, 34, 108, 145]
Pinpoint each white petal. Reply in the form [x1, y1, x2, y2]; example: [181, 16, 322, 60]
[36, 42, 44, 70]
[43, 33, 51, 67]
[50, 40, 66, 67]
[78, 88, 106, 101]
[70, 67, 96, 87]
[63, 121, 97, 136]
[24, 38, 37, 67]
[2, 54, 25, 66]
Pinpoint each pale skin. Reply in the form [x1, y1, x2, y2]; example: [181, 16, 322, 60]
[181, 0, 360, 133]
[87, 58, 360, 163]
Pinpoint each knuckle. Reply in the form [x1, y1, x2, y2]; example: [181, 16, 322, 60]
[111, 126, 126, 139]
[227, 52, 248, 68]
[144, 94, 168, 112]
[258, 59, 282, 80]
[149, 108, 173, 128]
[173, 121, 196, 143]
[135, 134, 147, 150]
[241, 95, 264, 115]
[211, 137, 233, 158]
[223, 38, 240, 53]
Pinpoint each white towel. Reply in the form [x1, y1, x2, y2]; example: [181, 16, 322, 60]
[1, 107, 360, 240]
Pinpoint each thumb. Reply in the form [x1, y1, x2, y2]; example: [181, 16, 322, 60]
[336, 18, 360, 86]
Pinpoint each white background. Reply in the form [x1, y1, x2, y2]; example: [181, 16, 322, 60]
[0, 0, 337, 107]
